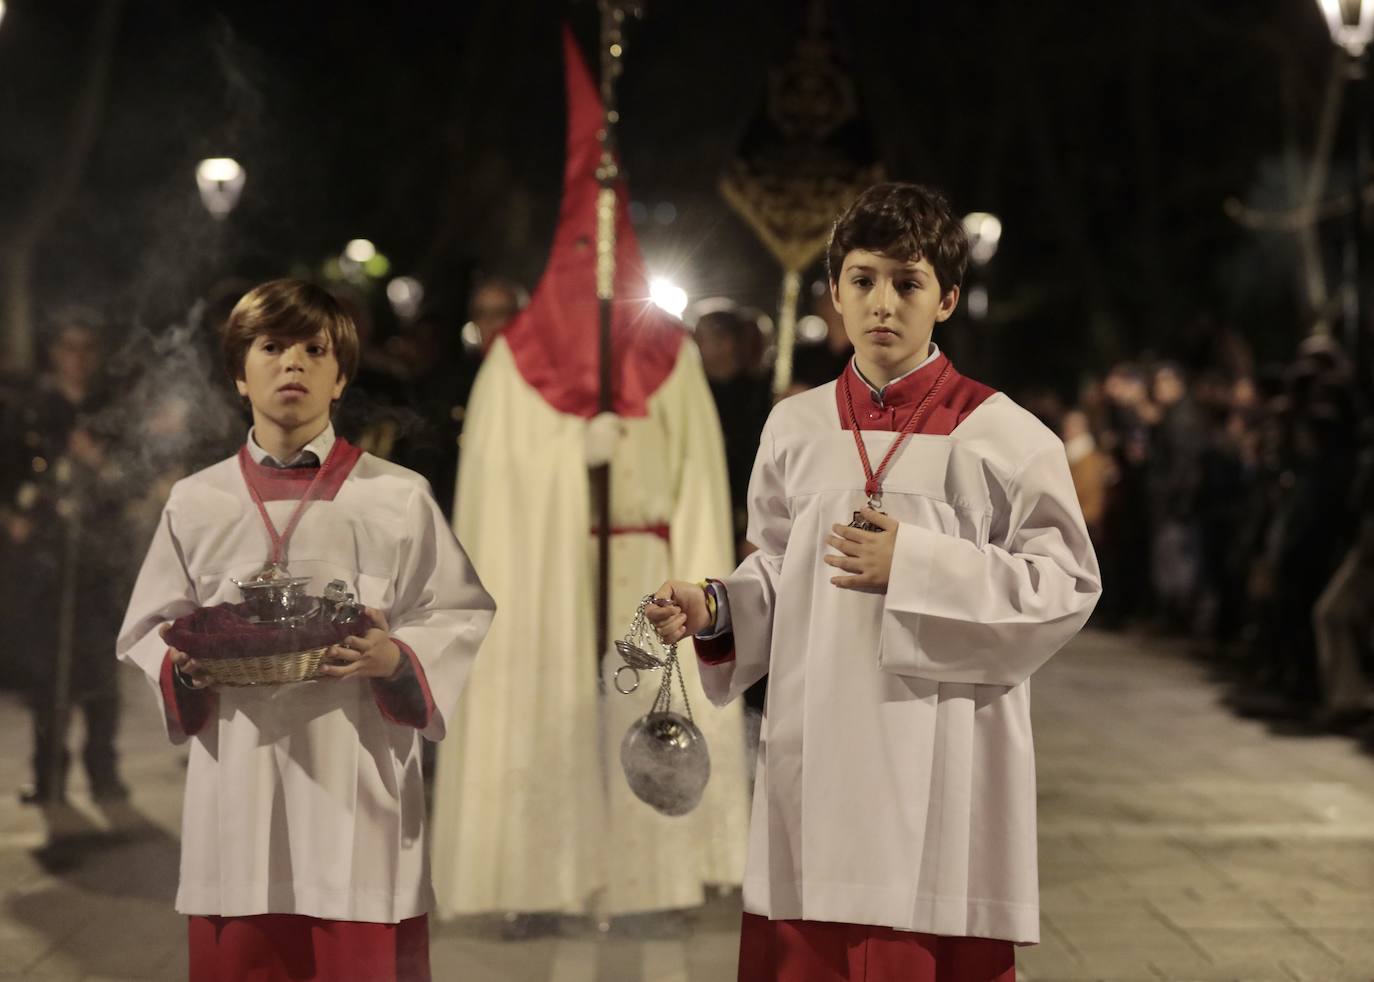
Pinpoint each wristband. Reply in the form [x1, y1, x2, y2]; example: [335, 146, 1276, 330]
[382, 641, 412, 683]
[173, 662, 198, 691]
[698, 579, 718, 629]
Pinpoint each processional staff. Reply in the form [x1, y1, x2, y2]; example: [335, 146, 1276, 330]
[592, 0, 644, 669]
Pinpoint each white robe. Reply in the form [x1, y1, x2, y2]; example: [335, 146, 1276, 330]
[117, 450, 494, 923]
[431, 337, 749, 917]
[702, 381, 1101, 944]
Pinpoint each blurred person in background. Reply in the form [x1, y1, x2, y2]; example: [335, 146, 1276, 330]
[1147, 362, 1205, 634]
[467, 277, 526, 352]
[1193, 372, 1254, 655]
[384, 311, 464, 519]
[0, 310, 129, 805]
[1236, 341, 1358, 716]
[694, 306, 771, 555]
[1061, 408, 1112, 544]
[1312, 418, 1374, 733]
[332, 285, 409, 461]
[1096, 362, 1154, 628]
[787, 278, 853, 395]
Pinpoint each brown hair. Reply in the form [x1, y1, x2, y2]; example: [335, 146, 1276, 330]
[220, 278, 360, 385]
[826, 182, 970, 297]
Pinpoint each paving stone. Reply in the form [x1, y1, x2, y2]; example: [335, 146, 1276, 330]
[1187, 928, 1345, 975]
[1304, 929, 1374, 965]
[1015, 928, 1084, 976]
[685, 933, 739, 982]
[1273, 897, 1374, 930]
[1149, 897, 1290, 932]
[4, 633, 1374, 981]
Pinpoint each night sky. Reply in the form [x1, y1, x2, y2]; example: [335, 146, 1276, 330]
[0, 0, 1356, 396]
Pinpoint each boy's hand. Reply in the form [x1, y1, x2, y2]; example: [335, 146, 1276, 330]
[825, 508, 898, 592]
[321, 607, 405, 680]
[644, 580, 711, 644]
[161, 624, 212, 690]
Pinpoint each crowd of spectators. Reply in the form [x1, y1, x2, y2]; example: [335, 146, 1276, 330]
[1051, 333, 1374, 740]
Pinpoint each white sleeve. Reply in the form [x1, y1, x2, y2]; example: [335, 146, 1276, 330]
[699, 416, 788, 707]
[388, 483, 496, 742]
[877, 444, 1101, 686]
[116, 498, 201, 742]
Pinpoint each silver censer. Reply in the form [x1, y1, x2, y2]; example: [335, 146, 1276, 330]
[613, 595, 711, 817]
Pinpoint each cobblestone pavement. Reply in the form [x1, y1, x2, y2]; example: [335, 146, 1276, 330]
[0, 628, 1370, 981]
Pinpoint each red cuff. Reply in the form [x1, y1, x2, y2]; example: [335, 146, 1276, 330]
[159, 650, 216, 737]
[692, 632, 737, 666]
[370, 639, 436, 730]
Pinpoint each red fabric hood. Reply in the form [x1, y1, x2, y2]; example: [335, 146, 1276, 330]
[501, 24, 684, 419]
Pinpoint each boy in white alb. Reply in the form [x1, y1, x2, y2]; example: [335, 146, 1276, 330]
[648, 184, 1101, 982]
[117, 279, 494, 982]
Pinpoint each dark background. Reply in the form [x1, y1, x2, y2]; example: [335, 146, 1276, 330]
[0, 0, 1356, 396]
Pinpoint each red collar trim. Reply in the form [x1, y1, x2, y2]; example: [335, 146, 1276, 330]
[835, 357, 998, 437]
[238, 439, 363, 502]
[847, 354, 950, 409]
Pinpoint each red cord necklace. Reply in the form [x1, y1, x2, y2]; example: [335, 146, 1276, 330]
[237, 438, 347, 575]
[841, 362, 950, 530]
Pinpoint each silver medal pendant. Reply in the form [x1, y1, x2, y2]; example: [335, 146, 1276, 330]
[849, 494, 886, 533]
[613, 595, 711, 816]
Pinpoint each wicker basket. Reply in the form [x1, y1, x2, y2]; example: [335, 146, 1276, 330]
[197, 645, 331, 687]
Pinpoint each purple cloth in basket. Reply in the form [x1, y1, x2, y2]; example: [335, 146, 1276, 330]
[164, 602, 374, 661]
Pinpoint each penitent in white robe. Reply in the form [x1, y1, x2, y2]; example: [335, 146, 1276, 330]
[430, 338, 749, 917]
[117, 448, 494, 923]
[702, 373, 1101, 945]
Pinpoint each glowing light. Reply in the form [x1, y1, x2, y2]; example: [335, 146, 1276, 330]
[796, 315, 829, 344]
[968, 285, 990, 320]
[963, 212, 1003, 266]
[363, 253, 390, 278]
[344, 239, 377, 263]
[1316, 0, 1374, 56]
[0, 3, 8, 30]
[649, 278, 688, 318]
[460, 321, 482, 351]
[386, 276, 424, 320]
[195, 158, 246, 219]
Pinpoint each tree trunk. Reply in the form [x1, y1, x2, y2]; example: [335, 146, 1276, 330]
[1292, 51, 1347, 333]
[0, 0, 124, 372]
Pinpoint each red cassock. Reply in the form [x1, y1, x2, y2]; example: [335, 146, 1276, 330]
[739, 913, 1014, 982]
[188, 913, 429, 982]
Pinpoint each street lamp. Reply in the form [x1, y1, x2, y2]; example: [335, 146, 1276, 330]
[344, 238, 376, 263]
[962, 212, 1002, 322]
[1315, 0, 1374, 383]
[386, 276, 424, 322]
[195, 157, 245, 219]
[1317, 0, 1374, 55]
[649, 277, 688, 318]
[963, 212, 1003, 267]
